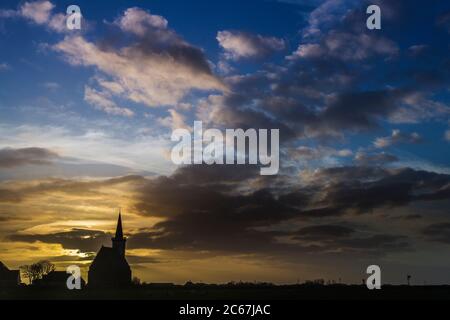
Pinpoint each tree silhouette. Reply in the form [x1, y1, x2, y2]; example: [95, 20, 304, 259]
[132, 276, 141, 286]
[20, 260, 55, 285]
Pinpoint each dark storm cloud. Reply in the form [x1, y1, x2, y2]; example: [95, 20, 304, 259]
[199, 92, 297, 141]
[308, 166, 388, 182]
[127, 165, 450, 256]
[171, 163, 261, 185]
[128, 165, 312, 254]
[7, 164, 447, 259]
[9, 228, 111, 253]
[404, 214, 423, 220]
[422, 223, 450, 244]
[202, 88, 410, 143]
[293, 223, 410, 253]
[294, 224, 355, 240]
[126, 255, 160, 264]
[335, 234, 410, 251]
[0, 147, 59, 168]
[320, 90, 406, 132]
[312, 168, 450, 215]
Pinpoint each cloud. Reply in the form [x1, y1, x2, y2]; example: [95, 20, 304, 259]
[206, 1, 442, 143]
[422, 223, 450, 244]
[217, 31, 285, 60]
[0, 63, 10, 71]
[287, 43, 323, 59]
[1, 164, 448, 265]
[445, 130, 450, 142]
[0, 147, 59, 168]
[114, 7, 168, 36]
[124, 165, 449, 256]
[0, 1, 66, 33]
[289, 146, 352, 160]
[288, 32, 398, 61]
[0, 174, 144, 203]
[53, 7, 226, 108]
[9, 228, 111, 253]
[157, 109, 189, 130]
[84, 86, 134, 117]
[437, 11, 450, 33]
[392, 214, 422, 221]
[0, 9, 17, 18]
[197, 93, 297, 142]
[334, 234, 409, 252]
[0, 124, 173, 175]
[408, 44, 428, 56]
[19, 0, 54, 24]
[300, 166, 450, 215]
[293, 224, 410, 254]
[374, 130, 422, 148]
[200, 73, 430, 142]
[42, 82, 60, 90]
[300, 0, 359, 38]
[320, 90, 402, 132]
[390, 93, 450, 124]
[354, 152, 399, 166]
[294, 225, 355, 240]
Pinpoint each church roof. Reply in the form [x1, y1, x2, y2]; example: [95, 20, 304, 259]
[0, 261, 17, 274]
[0, 261, 10, 272]
[91, 246, 129, 269]
[0, 261, 19, 284]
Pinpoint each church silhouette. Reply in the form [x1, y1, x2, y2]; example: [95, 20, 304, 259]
[88, 212, 132, 288]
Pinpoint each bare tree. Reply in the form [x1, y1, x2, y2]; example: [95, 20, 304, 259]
[20, 264, 42, 285]
[39, 260, 55, 275]
[20, 260, 55, 285]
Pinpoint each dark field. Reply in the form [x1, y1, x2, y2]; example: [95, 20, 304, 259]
[2, 284, 450, 300]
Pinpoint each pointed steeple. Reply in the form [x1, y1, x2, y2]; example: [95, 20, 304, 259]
[114, 210, 124, 240]
[112, 209, 127, 258]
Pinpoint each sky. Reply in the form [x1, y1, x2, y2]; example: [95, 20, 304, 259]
[0, 0, 449, 285]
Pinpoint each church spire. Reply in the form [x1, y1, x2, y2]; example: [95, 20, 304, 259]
[112, 209, 127, 258]
[114, 210, 124, 240]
